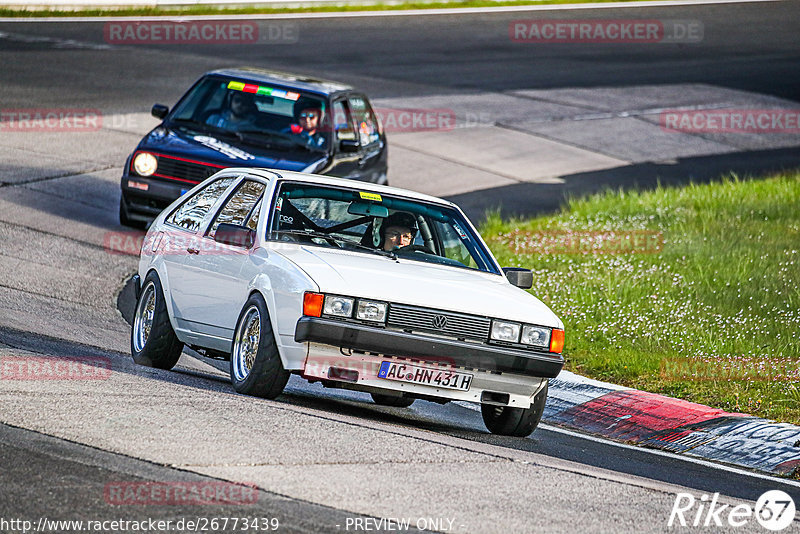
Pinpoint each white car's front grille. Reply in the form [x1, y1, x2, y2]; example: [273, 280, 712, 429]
[387, 304, 491, 342]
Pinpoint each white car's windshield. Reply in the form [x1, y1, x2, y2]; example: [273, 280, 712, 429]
[168, 76, 330, 153]
[268, 181, 501, 274]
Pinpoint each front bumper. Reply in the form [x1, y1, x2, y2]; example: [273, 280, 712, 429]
[121, 175, 194, 220]
[294, 316, 564, 378]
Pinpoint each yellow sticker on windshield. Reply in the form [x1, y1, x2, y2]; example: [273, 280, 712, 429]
[359, 192, 382, 202]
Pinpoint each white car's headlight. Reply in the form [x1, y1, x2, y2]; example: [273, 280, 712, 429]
[323, 295, 354, 318]
[521, 325, 550, 348]
[490, 320, 520, 343]
[356, 299, 387, 323]
[133, 152, 157, 176]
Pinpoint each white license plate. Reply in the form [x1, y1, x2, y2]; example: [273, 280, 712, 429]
[378, 361, 473, 391]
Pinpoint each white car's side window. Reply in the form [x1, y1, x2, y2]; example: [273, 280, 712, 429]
[434, 220, 479, 269]
[207, 180, 266, 237]
[165, 177, 235, 232]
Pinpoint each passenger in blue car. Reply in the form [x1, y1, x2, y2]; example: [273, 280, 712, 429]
[284, 102, 327, 150]
[205, 91, 258, 132]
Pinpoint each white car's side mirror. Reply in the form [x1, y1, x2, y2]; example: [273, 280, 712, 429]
[502, 267, 533, 289]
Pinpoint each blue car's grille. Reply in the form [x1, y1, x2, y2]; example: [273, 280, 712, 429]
[151, 154, 226, 184]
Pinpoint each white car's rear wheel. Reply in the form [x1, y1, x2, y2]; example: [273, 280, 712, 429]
[481, 382, 548, 437]
[230, 294, 289, 399]
[131, 272, 183, 369]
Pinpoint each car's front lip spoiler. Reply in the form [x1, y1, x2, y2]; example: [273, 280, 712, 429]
[294, 316, 564, 378]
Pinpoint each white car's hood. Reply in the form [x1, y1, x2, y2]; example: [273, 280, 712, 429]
[274, 246, 562, 328]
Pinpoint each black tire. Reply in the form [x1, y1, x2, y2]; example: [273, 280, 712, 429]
[370, 392, 414, 408]
[131, 271, 183, 369]
[481, 382, 548, 437]
[119, 194, 146, 229]
[230, 293, 290, 399]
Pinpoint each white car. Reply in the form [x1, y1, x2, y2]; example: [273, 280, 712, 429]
[131, 168, 565, 436]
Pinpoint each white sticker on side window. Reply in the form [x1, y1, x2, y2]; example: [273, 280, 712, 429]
[453, 223, 468, 240]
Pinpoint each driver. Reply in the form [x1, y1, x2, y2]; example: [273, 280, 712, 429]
[380, 212, 417, 251]
[284, 100, 327, 149]
[205, 91, 257, 131]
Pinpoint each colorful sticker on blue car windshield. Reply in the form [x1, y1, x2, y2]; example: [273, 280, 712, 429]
[453, 222, 468, 240]
[227, 81, 300, 101]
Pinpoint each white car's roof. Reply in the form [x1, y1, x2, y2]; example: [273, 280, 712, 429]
[224, 167, 457, 208]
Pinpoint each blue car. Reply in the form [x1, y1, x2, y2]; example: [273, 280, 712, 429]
[120, 67, 388, 227]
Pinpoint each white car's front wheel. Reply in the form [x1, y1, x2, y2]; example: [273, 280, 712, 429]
[481, 382, 548, 437]
[230, 293, 290, 399]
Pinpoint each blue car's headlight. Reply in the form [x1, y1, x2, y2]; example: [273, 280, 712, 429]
[133, 152, 157, 176]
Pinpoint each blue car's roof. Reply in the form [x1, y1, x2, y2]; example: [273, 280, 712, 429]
[206, 67, 354, 98]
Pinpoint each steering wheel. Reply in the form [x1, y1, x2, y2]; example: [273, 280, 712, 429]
[396, 244, 434, 254]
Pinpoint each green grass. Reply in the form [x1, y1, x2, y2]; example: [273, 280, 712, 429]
[0, 0, 660, 18]
[482, 172, 800, 424]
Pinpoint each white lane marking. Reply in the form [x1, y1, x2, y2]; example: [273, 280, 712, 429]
[454, 400, 800, 487]
[0, 0, 781, 23]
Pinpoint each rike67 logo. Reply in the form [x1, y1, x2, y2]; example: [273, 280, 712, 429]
[669, 490, 796, 531]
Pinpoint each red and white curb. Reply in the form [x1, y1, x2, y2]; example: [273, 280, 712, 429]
[544, 371, 800, 477]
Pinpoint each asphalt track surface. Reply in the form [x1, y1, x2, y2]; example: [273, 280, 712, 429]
[1, 2, 799, 107]
[1, 1, 800, 532]
[2, 1, 800, 219]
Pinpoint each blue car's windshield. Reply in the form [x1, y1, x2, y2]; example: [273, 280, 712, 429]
[268, 181, 501, 275]
[168, 76, 330, 153]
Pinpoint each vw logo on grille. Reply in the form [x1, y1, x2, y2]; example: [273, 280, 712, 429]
[432, 315, 448, 329]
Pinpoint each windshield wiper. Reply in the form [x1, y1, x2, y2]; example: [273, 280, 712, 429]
[171, 118, 239, 139]
[228, 131, 291, 151]
[236, 130, 287, 143]
[274, 230, 397, 260]
[170, 118, 206, 128]
[170, 117, 219, 132]
[238, 130, 326, 153]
